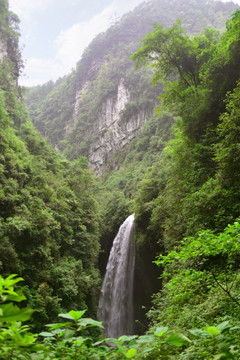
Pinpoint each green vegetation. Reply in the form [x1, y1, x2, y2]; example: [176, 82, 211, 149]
[0, 92, 101, 326]
[2, 0, 240, 358]
[129, 7, 240, 359]
[0, 0, 101, 330]
[132, 9, 240, 248]
[1, 273, 240, 359]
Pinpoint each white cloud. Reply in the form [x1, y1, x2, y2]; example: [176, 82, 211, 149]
[55, 4, 115, 72]
[19, 3, 118, 86]
[21, 57, 65, 86]
[55, 0, 145, 74]
[17, 0, 145, 86]
[9, 0, 52, 20]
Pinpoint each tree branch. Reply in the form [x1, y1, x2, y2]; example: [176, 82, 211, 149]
[211, 271, 240, 308]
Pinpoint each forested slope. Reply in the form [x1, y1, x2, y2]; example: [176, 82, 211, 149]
[0, 0, 101, 328]
[24, 0, 240, 341]
[129, 8, 240, 357]
[93, 8, 240, 357]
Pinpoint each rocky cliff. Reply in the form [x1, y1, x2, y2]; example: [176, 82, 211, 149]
[0, 40, 7, 60]
[75, 78, 152, 174]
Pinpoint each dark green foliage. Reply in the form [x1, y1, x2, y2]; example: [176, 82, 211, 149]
[0, 0, 101, 328]
[149, 221, 240, 343]
[25, 74, 77, 146]
[0, 97, 101, 325]
[131, 10, 240, 250]
[3, 0, 240, 358]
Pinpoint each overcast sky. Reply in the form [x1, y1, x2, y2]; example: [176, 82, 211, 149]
[9, 0, 240, 87]
[8, 0, 145, 86]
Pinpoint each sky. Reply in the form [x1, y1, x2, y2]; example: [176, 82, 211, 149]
[8, 0, 240, 87]
[8, 0, 146, 86]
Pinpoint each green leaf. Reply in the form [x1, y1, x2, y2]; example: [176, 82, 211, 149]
[166, 333, 191, 347]
[75, 336, 85, 344]
[136, 335, 155, 343]
[216, 321, 229, 330]
[213, 355, 226, 360]
[154, 326, 168, 337]
[119, 335, 138, 342]
[205, 326, 220, 336]
[126, 348, 137, 358]
[216, 321, 230, 333]
[58, 309, 86, 321]
[58, 312, 74, 320]
[51, 328, 66, 335]
[78, 317, 104, 329]
[46, 322, 72, 330]
[3, 274, 24, 287]
[39, 331, 54, 337]
[30, 353, 46, 360]
[69, 310, 86, 320]
[229, 326, 240, 330]
[189, 328, 208, 337]
[6, 290, 26, 302]
[15, 333, 37, 346]
[105, 337, 125, 350]
[0, 303, 34, 322]
[93, 339, 106, 346]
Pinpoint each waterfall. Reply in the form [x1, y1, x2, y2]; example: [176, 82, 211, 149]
[98, 214, 136, 338]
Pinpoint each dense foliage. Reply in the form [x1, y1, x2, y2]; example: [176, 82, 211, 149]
[0, 0, 101, 328]
[1, 269, 240, 358]
[132, 9, 240, 248]
[2, 0, 240, 358]
[126, 7, 240, 359]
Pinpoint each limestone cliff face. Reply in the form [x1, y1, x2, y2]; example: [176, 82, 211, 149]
[0, 35, 7, 61]
[0, 40, 7, 61]
[74, 78, 149, 174]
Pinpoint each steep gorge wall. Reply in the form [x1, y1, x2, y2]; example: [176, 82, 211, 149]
[76, 78, 151, 174]
[59, 42, 160, 174]
[0, 40, 7, 60]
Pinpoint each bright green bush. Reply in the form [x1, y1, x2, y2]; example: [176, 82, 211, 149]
[1, 274, 240, 359]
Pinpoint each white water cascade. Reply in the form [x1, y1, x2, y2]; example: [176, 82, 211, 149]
[98, 214, 136, 338]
